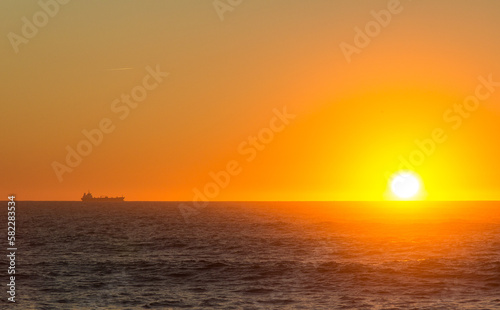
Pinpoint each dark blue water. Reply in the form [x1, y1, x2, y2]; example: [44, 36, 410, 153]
[2, 201, 500, 309]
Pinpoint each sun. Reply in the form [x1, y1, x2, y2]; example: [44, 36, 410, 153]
[390, 171, 422, 200]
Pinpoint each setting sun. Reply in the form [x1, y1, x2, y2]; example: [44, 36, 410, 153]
[390, 172, 422, 200]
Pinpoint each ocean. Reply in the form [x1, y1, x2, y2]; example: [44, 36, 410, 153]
[2, 201, 500, 309]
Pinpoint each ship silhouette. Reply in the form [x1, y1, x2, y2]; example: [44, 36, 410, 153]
[81, 191, 125, 202]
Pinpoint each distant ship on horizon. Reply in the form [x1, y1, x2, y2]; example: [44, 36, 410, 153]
[81, 191, 125, 202]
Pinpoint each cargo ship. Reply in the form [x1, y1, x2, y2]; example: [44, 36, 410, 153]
[81, 191, 125, 202]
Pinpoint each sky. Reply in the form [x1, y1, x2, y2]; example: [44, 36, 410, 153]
[2, 0, 500, 201]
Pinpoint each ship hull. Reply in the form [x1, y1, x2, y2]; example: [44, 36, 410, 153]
[81, 197, 125, 202]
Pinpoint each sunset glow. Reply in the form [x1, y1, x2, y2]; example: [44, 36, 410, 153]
[2, 1, 500, 203]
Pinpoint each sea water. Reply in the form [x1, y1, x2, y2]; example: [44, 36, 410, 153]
[3, 201, 499, 309]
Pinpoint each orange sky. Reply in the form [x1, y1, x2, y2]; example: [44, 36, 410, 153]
[2, 0, 500, 201]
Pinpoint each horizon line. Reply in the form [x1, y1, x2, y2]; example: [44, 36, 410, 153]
[3, 200, 500, 202]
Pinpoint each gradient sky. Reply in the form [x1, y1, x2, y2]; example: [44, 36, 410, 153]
[2, 0, 500, 201]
